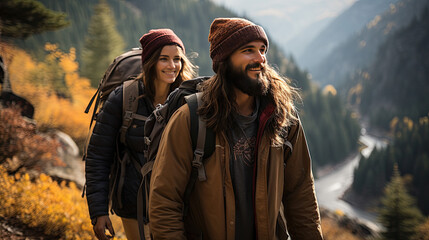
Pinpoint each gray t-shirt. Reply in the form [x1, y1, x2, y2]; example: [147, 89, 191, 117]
[228, 98, 260, 240]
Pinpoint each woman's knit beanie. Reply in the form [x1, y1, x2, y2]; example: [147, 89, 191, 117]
[208, 18, 269, 72]
[139, 29, 185, 65]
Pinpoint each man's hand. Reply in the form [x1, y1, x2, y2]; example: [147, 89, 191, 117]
[93, 215, 115, 240]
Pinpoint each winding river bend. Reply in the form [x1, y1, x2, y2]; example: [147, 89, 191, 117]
[314, 133, 387, 231]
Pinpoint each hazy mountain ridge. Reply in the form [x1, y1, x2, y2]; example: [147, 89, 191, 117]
[298, 0, 398, 72]
[310, 0, 429, 87]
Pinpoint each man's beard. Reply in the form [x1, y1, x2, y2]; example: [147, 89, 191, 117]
[225, 61, 269, 96]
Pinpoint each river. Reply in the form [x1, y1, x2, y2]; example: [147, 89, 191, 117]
[314, 131, 387, 232]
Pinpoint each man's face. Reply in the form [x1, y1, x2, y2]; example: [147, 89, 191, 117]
[226, 40, 269, 96]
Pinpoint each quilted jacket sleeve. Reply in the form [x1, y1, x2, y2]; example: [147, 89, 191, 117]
[85, 87, 123, 219]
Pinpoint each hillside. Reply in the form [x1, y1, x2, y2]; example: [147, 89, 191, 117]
[309, 0, 429, 87]
[298, 0, 398, 72]
[359, 6, 429, 128]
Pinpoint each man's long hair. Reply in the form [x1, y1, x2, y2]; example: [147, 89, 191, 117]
[199, 61, 300, 142]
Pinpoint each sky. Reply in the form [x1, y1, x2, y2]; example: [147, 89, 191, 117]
[211, 0, 357, 56]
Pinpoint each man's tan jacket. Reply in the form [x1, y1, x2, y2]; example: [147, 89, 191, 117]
[149, 104, 323, 239]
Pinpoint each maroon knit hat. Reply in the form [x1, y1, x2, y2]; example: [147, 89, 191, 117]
[208, 18, 269, 72]
[139, 29, 185, 65]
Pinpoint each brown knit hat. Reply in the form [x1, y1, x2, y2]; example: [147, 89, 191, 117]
[208, 18, 269, 72]
[139, 29, 185, 65]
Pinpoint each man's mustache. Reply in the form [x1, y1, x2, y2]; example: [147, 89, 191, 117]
[246, 62, 264, 71]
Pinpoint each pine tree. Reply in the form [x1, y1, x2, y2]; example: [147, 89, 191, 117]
[0, 0, 69, 39]
[378, 164, 424, 240]
[81, 0, 124, 87]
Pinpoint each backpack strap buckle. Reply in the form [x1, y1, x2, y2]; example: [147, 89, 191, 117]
[123, 110, 134, 123]
[153, 109, 164, 122]
[192, 149, 204, 167]
[192, 149, 207, 181]
[144, 136, 151, 146]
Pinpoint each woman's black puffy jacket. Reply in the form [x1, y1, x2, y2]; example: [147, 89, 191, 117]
[85, 81, 154, 220]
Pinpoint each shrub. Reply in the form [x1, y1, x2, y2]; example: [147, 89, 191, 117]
[0, 107, 63, 173]
[0, 166, 92, 238]
[0, 166, 125, 239]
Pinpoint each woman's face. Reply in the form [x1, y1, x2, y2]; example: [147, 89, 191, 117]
[155, 45, 182, 85]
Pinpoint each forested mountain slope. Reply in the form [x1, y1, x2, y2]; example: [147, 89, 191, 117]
[359, 6, 429, 128]
[311, 0, 429, 87]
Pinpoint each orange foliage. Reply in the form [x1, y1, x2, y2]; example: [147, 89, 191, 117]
[390, 116, 399, 132]
[321, 217, 364, 240]
[0, 166, 125, 239]
[403, 117, 413, 130]
[1, 42, 96, 148]
[322, 84, 337, 96]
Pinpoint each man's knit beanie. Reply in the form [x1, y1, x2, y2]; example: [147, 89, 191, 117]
[139, 29, 185, 65]
[208, 18, 269, 72]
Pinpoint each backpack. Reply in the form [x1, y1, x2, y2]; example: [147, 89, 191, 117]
[83, 48, 144, 152]
[137, 76, 215, 238]
[82, 48, 147, 207]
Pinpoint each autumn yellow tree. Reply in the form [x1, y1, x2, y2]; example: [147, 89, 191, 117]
[2, 42, 95, 148]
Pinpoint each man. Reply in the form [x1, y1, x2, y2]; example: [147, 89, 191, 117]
[149, 18, 323, 239]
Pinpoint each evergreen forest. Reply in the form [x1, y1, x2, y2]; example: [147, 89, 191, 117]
[352, 115, 429, 215]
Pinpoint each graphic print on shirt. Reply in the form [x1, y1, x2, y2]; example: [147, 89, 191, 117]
[232, 136, 256, 166]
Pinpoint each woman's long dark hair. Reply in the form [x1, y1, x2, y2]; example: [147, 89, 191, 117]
[138, 44, 195, 102]
[199, 61, 300, 143]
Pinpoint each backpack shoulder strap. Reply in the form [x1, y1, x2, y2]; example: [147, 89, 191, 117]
[182, 92, 215, 218]
[120, 79, 147, 144]
[187, 92, 206, 181]
[186, 92, 215, 179]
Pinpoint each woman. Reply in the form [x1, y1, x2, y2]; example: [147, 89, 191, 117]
[85, 29, 195, 240]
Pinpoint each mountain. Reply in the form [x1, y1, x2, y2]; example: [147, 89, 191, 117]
[359, 6, 429, 128]
[211, 0, 359, 58]
[309, 0, 429, 87]
[285, 17, 332, 59]
[298, 0, 398, 73]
